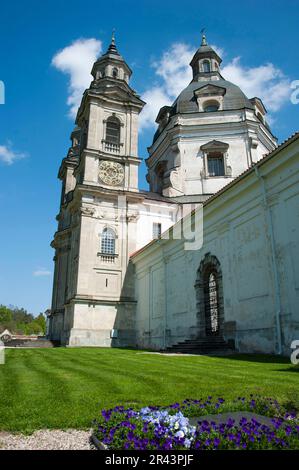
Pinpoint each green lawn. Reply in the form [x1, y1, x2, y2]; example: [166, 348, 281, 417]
[0, 348, 298, 432]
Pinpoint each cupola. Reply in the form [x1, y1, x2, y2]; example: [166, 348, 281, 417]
[190, 31, 222, 80]
[91, 31, 132, 83]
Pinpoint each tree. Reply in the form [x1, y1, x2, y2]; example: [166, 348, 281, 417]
[34, 313, 46, 334]
[0, 305, 13, 325]
[0, 305, 46, 335]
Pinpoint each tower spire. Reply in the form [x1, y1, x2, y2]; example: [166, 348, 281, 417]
[111, 28, 115, 45]
[201, 28, 207, 46]
[107, 28, 118, 54]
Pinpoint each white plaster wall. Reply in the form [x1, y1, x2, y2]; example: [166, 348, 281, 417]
[147, 109, 277, 197]
[135, 201, 178, 252]
[133, 137, 299, 355]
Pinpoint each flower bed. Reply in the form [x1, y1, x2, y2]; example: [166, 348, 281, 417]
[93, 396, 299, 450]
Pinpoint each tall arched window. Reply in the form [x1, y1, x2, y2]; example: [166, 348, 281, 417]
[106, 117, 120, 145]
[195, 253, 224, 337]
[202, 60, 211, 73]
[112, 67, 118, 78]
[101, 228, 116, 255]
[203, 271, 219, 335]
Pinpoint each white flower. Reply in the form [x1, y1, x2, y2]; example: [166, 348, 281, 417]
[184, 438, 191, 448]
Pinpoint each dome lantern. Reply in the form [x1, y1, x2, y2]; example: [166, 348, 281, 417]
[190, 31, 222, 80]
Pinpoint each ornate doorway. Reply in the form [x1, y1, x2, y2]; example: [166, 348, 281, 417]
[195, 253, 224, 338]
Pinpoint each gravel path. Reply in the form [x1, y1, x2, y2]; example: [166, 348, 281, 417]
[0, 429, 95, 450]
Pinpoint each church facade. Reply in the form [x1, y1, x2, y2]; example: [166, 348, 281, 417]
[48, 34, 299, 355]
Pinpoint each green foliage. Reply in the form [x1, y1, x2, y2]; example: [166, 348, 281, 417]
[0, 305, 45, 335]
[0, 305, 12, 325]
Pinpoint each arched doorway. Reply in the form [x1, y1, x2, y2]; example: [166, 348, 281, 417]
[195, 253, 224, 337]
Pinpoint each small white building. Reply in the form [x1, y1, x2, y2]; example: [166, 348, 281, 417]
[0, 329, 12, 342]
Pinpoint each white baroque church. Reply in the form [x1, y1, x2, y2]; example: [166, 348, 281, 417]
[48, 33, 299, 355]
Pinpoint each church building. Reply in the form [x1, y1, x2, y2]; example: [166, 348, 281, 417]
[48, 33, 299, 355]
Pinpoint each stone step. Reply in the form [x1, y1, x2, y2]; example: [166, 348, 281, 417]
[165, 337, 234, 355]
[168, 343, 232, 348]
[175, 338, 228, 344]
[171, 342, 229, 348]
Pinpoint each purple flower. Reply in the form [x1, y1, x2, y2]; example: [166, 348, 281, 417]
[127, 431, 134, 440]
[214, 438, 220, 447]
[101, 409, 112, 421]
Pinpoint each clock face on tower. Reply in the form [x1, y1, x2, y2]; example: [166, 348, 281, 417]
[98, 160, 125, 186]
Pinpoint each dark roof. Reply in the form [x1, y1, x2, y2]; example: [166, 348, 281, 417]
[152, 77, 256, 143]
[173, 78, 254, 114]
[139, 190, 178, 204]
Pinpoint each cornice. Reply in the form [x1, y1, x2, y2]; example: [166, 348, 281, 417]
[58, 156, 79, 179]
[75, 184, 145, 203]
[147, 119, 275, 167]
[65, 295, 137, 305]
[81, 147, 142, 164]
[148, 107, 277, 156]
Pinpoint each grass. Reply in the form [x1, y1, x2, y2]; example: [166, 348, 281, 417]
[0, 348, 298, 433]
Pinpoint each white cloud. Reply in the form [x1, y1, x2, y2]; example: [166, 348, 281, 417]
[139, 87, 172, 131]
[140, 43, 194, 131]
[0, 144, 27, 165]
[153, 43, 194, 98]
[33, 268, 52, 277]
[52, 38, 102, 118]
[221, 57, 291, 112]
[140, 43, 291, 130]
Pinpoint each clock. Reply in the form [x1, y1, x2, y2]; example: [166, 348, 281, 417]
[99, 161, 124, 186]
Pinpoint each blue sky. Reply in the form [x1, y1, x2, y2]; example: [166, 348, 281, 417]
[0, 0, 298, 316]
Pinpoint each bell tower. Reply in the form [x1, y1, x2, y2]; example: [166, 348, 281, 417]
[76, 32, 145, 191]
[50, 34, 146, 347]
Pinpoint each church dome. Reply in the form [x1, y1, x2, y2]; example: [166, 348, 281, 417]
[172, 78, 254, 114]
[152, 33, 258, 143]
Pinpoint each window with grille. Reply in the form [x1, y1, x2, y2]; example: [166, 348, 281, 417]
[153, 222, 162, 239]
[106, 117, 120, 145]
[101, 228, 116, 255]
[207, 152, 225, 176]
[204, 271, 219, 335]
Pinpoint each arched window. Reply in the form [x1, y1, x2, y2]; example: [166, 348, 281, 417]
[101, 228, 116, 255]
[195, 253, 224, 337]
[112, 67, 118, 78]
[202, 60, 211, 73]
[203, 100, 220, 112]
[106, 116, 120, 145]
